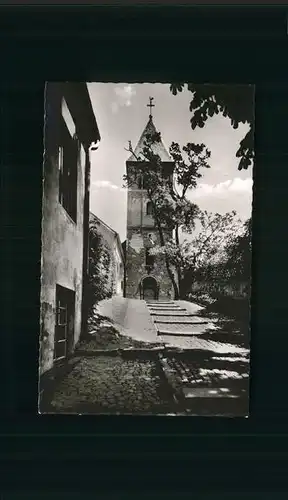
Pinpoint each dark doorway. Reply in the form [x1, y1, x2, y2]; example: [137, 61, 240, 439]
[142, 276, 159, 300]
[54, 284, 75, 361]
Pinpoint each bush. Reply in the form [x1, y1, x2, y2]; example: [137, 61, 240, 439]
[87, 223, 113, 320]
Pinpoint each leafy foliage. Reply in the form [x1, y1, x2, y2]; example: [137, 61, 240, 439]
[87, 222, 113, 320]
[187, 217, 252, 299]
[191, 210, 243, 268]
[151, 210, 244, 297]
[224, 217, 252, 285]
[170, 83, 254, 170]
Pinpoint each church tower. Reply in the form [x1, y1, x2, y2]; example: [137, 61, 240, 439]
[125, 98, 175, 300]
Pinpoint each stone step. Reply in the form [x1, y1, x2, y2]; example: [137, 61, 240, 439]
[182, 388, 247, 416]
[149, 308, 184, 312]
[157, 330, 207, 337]
[146, 304, 179, 310]
[150, 312, 194, 317]
[146, 301, 174, 305]
[183, 386, 241, 399]
[154, 320, 210, 325]
[156, 320, 214, 335]
[182, 395, 245, 416]
[153, 315, 216, 323]
[148, 306, 187, 311]
[147, 306, 181, 311]
[147, 303, 179, 307]
[147, 303, 180, 307]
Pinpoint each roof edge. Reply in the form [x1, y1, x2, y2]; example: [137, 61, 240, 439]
[62, 82, 100, 147]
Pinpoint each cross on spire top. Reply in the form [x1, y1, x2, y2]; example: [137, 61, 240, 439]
[147, 96, 155, 118]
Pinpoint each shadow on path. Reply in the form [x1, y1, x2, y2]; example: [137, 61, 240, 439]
[40, 299, 250, 416]
[195, 297, 250, 349]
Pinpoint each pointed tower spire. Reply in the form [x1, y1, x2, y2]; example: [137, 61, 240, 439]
[127, 98, 171, 163]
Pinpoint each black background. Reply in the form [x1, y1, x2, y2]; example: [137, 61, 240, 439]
[1, 4, 288, 496]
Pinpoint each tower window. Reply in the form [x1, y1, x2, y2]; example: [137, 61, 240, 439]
[145, 248, 155, 272]
[146, 201, 153, 216]
[137, 175, 149, 190]
[143, 177, 148, 190]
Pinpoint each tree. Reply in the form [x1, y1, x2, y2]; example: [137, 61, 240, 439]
[124, 131, 211, 299]
[224, 217, 252, 288]
[170, 83, 254, 171]
[187, 216, 252, 299]
[151, 210, 244, 298]
[87, 222, 113, 321]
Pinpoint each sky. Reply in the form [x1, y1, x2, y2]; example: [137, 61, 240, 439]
[87, 83, 253, 242]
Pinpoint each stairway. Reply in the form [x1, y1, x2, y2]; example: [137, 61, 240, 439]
[145, 300, 249, 416]
[145, 300, 212, 337]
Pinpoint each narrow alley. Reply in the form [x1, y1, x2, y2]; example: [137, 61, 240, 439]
[39, 82, 252, 417]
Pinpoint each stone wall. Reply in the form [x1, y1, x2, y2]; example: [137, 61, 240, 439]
[191, 280, 249, 298]
[114, 242, 125, 296]
[127, 188, 155, 230]
[125, 227, 174, 299]
[40, 89, 87, 375]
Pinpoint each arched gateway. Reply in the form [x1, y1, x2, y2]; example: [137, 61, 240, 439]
[140, 276, 159, 300]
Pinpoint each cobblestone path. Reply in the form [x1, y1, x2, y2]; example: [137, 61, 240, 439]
[46, 355, 176, 415]
[42, 299, 249, 416]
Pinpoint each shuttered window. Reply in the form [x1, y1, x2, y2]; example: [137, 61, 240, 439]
[58, 119, 78, 222]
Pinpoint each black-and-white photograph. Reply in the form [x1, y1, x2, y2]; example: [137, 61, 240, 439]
[39, 82, 253, 416]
